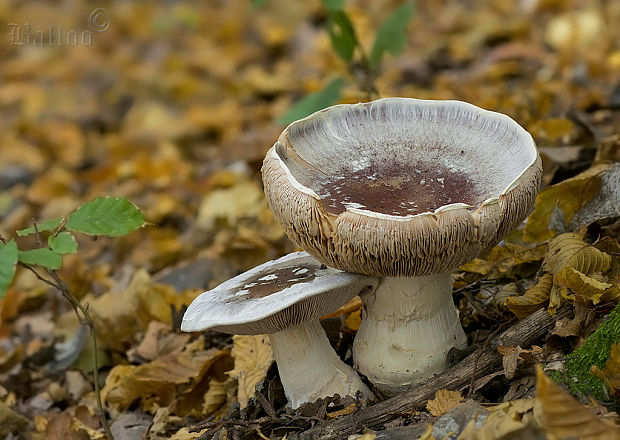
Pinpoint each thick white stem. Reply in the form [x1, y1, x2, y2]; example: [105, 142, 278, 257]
[269, 320, 374, 408]
[353, 272, 467, 395]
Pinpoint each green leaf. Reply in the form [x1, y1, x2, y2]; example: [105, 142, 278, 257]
[252, 0, 267, 8]
[369, 1, 415, 68]
[326, 10, 357, 62]
[278, 78, 345, 125]
[66, 197, 146, 237]
[17, 218, 63, 237]
[18, 248, 62, 270]
[321, 0, 345, 10]
[0, 240, 18, 299]
[48, 232, 78, 255]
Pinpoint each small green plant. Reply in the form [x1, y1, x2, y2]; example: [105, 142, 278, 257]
[0, 196, 146, 440]
[278, 0, 415, 125]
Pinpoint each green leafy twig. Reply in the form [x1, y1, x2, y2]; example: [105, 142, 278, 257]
[278, 0, 415, 123]
[0, 196, 147, 440]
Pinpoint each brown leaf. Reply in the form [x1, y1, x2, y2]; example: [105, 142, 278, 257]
[591, 342, 620, 398]
[127, 320, 191, 363]
[536, 366, 620, 439]
[497, 345, 525, 380]
[426, 389, 464, 417]
[102, 345, 229, 413]
[524, 165, 607, 243]
[505, 273, 553, 319]
[555, 266, 620, 304]
[460, 243, 546, 279]
[544, 232, 612, 276]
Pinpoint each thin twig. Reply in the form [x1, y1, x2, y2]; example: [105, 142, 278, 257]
[1, 232, 113, 439]
[467, 320, 513, 398]
[47, 269, 113, 440]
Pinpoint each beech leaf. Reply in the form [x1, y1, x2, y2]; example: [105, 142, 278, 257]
[536, 366, 620, 439]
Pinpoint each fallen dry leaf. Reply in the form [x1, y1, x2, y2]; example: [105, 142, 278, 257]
[505, 273, 552, 319]
[544, 232, 612, 276]
[426, 389, 464, 417]
[228, 334, 274, 410]
[523, 165, 608, 242]
[536, 366, 620, 439]
[126, 320, 191, 363]
[591, 342, 620, 398]
[497, 346, 525, 380]
[555, 266, 620, 304]
[458, 399, 535, 440]
[102, 344, 229, 414]
[326, 402, 356, 418]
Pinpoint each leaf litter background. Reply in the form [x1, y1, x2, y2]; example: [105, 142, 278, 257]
[0, 0, 620, 439]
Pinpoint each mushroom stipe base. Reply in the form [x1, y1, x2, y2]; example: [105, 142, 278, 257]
[353, 273, 467, 395]
[269, 320, 374, 408]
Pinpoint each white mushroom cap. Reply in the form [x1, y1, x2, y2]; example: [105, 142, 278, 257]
[181, 251, 378, 335]
[262, 98, 542, 277]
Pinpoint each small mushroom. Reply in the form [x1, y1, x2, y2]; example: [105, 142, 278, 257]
[262, 98, 542, 394]
[181, 251, 378, 408]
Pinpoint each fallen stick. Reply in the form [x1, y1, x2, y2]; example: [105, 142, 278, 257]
[301, 306, 572, 439]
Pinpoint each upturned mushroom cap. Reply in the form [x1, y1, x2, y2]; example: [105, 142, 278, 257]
[181, 251, 378, 335]
[262, 98, 542, 277]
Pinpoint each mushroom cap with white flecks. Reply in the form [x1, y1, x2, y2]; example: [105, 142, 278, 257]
[262, 98, 542, 277]
[180, 251, 378, 335]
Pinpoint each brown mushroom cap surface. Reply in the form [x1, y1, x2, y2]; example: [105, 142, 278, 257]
[181, 251, 377, 335]
[262, 98, 542, 277]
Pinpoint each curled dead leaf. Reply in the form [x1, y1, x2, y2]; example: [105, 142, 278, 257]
[505, 273, 552, 319]
[555, 266, 620, 304]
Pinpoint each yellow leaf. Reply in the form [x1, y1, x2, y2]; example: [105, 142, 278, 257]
[169, 427, 205, 440]
[548, 285, 564, 315]
[536, 366, 620, 439]
[426, 389, 464, 417]
[197, 180, 264, 230]
[460, 243, 547, 279]
[417, 425, 435, 440]
[89, 270, 199, 351]
[458, 399, 534, 440]
[202, 377, 234, 417]
[350, 434, 377, 440]
[321, 296, 362, 319]
[228, 335, 274, 410]
[524, 165, 607, 242]
[505, 273, 553, 319]
[529, 118, 575, 142]
[544, 233, 612, 276]
[345, 309, 362, 332]
[326, 403, 356, 418]
[591, 342, 620, 397]
[555, 266, 620, 304]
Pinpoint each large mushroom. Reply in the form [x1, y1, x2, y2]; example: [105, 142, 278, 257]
[261, 98, 542, 394]
[181, 251, 378, 408]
